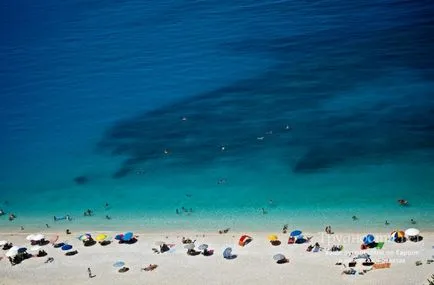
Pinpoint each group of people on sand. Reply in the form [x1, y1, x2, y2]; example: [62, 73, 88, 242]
[176, 207, 193, 215]
[218, 228, 230, 234]
[0, 209, 17, 221]
[325, 226, 334, 234]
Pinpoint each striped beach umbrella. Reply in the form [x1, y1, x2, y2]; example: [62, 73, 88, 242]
[79, 234, 91, 241]
[390, 231, 405, 241]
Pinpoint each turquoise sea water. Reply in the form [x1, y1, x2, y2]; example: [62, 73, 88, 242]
[1, 0, 434, 232]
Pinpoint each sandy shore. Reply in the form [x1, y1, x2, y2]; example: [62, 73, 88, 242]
[1, 230, 433, 285]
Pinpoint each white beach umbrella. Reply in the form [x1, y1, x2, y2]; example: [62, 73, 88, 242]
[184, 244, 195, 250]
[32, 234, 45, 241]
[405, 228, 420, 236]
[0, 240, 7, 246]
[10, 246, 20, 251]
[5, 249, 18, 257]
[30, 245, 42, 251]
[26, 234, 35, 241]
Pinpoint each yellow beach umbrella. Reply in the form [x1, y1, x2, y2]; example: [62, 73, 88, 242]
[95, 234, 108, 242]
[268, 234, 279, 241]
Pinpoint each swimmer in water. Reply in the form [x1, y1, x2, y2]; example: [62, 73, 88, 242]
[397, 199, 408, 206]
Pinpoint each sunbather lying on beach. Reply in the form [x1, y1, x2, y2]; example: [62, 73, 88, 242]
[142, 264, 158, 271]
[342, 268, 357, 275]
[65, 250, 78, 256]
[330, 245, 343, 252]
[187, 249, 201, 256]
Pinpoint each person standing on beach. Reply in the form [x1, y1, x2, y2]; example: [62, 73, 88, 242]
[88, 267, 95, 278]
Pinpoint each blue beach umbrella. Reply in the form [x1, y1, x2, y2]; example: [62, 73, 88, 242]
[223, 247, 232, 259]
[61, 244, 73, 251]
[363, 234, 375, 245]
[290, 230, 302, 237]
[113, 261, 125, 268]
[122, 232, 133, 241]
[18, 247, 27, 253]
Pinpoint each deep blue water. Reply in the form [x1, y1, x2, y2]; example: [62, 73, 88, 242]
[1, 0, 434, 232]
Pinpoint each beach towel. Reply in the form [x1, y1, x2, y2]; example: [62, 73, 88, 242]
[373, 263, 391, 269]
[375, 242, 385, 249]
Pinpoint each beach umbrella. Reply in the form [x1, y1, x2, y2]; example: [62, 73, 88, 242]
[354, 253, 371, 260]
[79, 234, 91, 241]
[5, 249, 18, 257]
[290, 230, 302, 237]
[198, 244, 208, 250]
[405, 228, 420, 236]
[114, 234, 123, 241]
[223, 247, 232, 259]
[95, 234, 108, 242]
[54, 242, 65, 248]
[61, 244, 73, 251]
[273, 254, 286, 261]
[390, 231, 405, 241]
[123, 232, 133, 241]
[267, 234, 278, 241]
[239, 235, 252, 246]
[113, 261, 125, 268]
[10, 246, 20, 251]
[32, 234, 45, 241]
[0, 240, 7, 246]
[26, 234, 35, 241]
[18, 247, 27, 253]
[30, 245, 42, 251]
[184, 243, 195, 250]
[363, 234, 375, 245]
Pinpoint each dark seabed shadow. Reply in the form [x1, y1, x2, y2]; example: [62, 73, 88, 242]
[95, 2, 434, 179]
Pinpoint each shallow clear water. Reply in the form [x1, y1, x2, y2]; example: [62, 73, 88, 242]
[1, 0, 434, 232]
